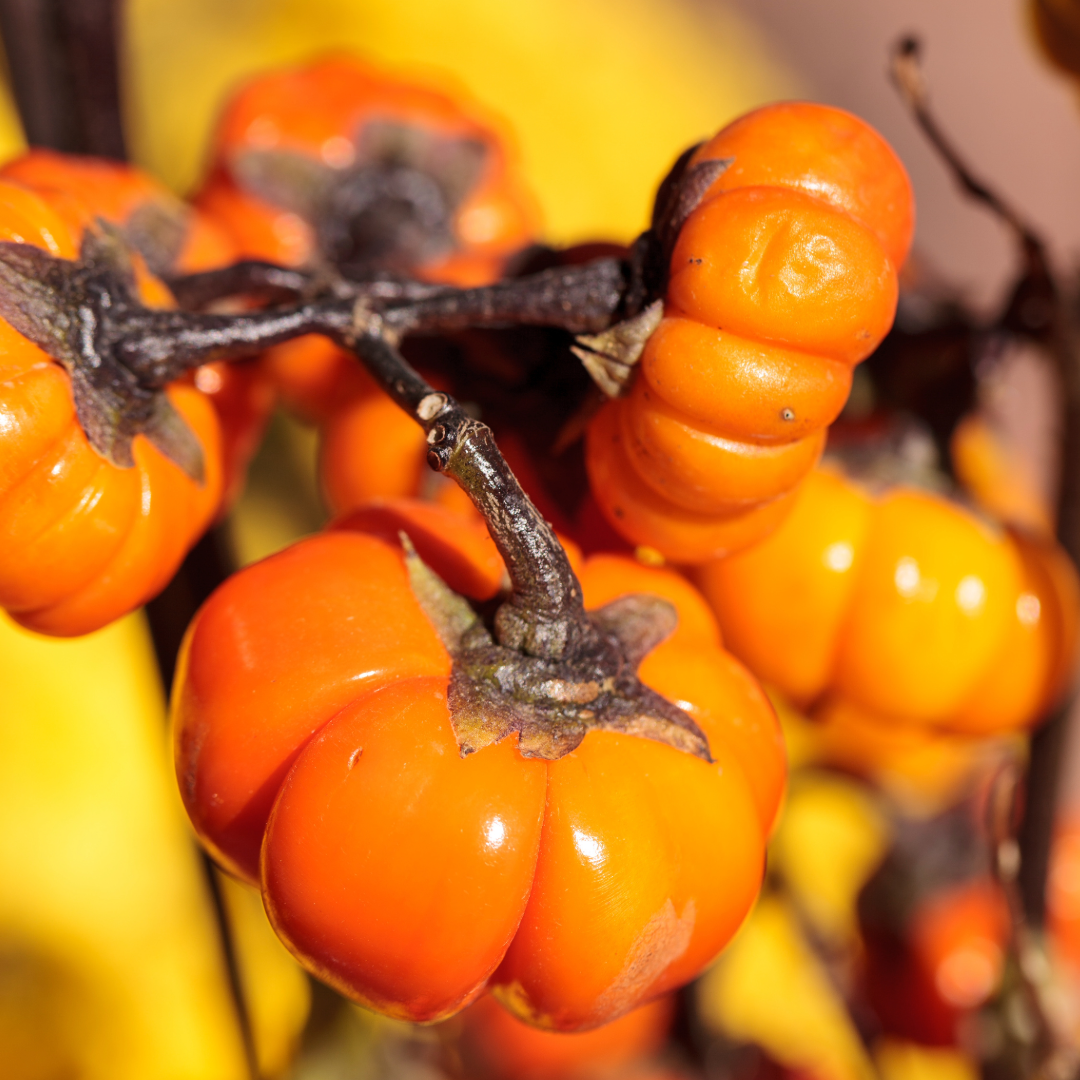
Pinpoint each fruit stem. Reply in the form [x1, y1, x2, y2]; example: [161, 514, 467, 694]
[379, 258, 626, 335]
[164, 260, 449, 310]
[116, 301, 353, 386]
[124, 257, 627, 392]
[341, 328, 591, 660]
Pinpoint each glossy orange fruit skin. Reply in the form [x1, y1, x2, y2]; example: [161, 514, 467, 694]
[457, 990, 673, 1080]
[319, 375, 432, 515]
[696, 467, 1080, 738]
[196, 54, 541, 421]
[173, 502, 778, 1027]
[586, 400, 800, 564]
[0, 170, 225, 636]
[587, 102, 913, 563]
[693, 101, 914, 268]
[265, 676, 548, 1020]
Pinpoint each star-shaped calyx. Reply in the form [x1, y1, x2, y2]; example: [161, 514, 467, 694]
[403, 536, 711, 762]
[0, 222, 204, 480]
[232, 118, 487, 278]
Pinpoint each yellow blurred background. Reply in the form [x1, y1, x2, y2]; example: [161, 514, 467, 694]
[122, 0, 795, 244]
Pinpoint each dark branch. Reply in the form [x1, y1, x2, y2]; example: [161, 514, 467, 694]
[116, 302, 352, 384]
[0, 0, 126, 158]
[340, 330, 588, 658]
[164, 260, 449, 311]
[891, 37, 1045, 262]
[356, 258, 627, 337]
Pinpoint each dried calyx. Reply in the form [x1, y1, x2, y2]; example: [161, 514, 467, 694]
[0, 224, 207, 477]
[404, 536, 709, 761]
[231, 119, 488, 277]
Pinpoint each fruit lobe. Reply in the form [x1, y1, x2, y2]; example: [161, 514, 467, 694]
[173, 503, 777, 1028]
[696, 466, 1079, 739]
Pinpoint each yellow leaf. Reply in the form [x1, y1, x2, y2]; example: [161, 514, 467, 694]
[697, 896, 876, 1080]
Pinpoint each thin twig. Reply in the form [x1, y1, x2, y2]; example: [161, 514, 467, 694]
[890, 37, 1045, 265]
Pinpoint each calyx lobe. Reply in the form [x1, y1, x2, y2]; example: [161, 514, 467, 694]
[0, 224, 204, 479]
[403, 537, 711, 762]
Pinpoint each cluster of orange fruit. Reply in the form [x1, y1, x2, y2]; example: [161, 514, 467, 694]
[0, 52, 1076, 1043]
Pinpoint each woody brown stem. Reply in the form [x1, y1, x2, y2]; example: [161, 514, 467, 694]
[128, 257, 628, 391]
[380, 258, 627, 335]
[116, 301, 352, 386]
[162, 255, 627, 334]
[333, 329, 708, 762]
[164, 260, 450, 310]
[340, 329, 590, 659]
